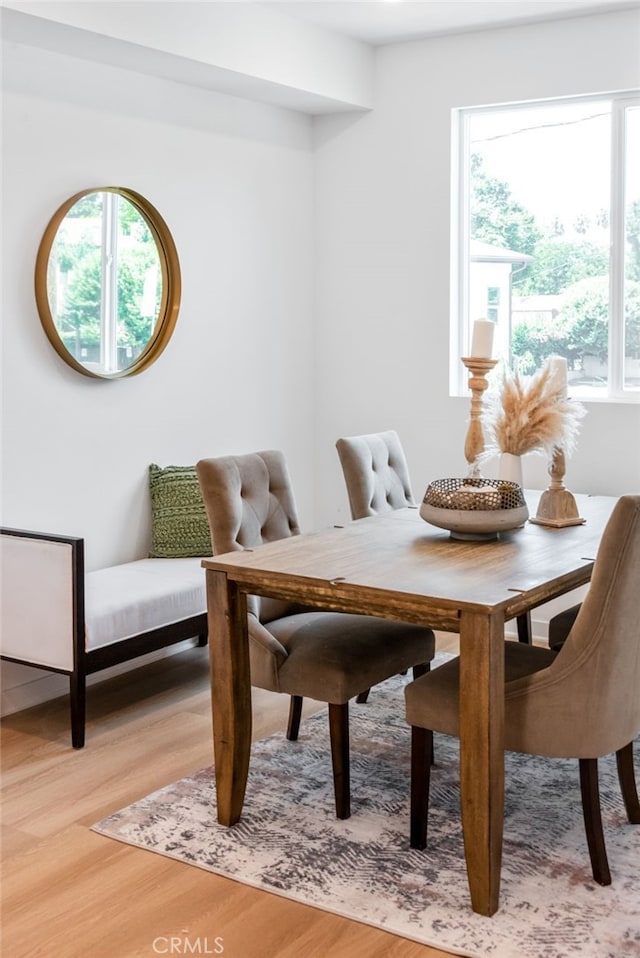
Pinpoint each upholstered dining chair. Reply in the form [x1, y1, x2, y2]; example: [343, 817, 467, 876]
[196, 450, 435, 820]
[335, 430, 418, 705]
[405, 494, 640, 885]
[336, 430, 416, 519]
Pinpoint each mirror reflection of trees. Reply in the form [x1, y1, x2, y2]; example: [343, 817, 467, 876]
[48, 192, 162, 373]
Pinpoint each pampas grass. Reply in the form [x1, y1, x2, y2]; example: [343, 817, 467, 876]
[483, 362, 586, 458]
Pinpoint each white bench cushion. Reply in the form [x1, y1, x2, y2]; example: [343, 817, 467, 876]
[85, 558, 206, 651]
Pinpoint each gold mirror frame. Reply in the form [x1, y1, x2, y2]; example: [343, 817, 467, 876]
[35, 187, 181, 379]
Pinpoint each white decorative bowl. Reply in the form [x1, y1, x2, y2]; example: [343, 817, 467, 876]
[420, 478, 529, 541]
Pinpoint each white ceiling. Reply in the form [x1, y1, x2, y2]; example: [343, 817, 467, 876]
[263, 0, 640, 46]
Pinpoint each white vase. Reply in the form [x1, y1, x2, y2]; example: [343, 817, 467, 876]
[498, 453, 524, 488]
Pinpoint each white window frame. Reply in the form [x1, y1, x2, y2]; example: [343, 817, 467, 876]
[451, 91, 640, 403]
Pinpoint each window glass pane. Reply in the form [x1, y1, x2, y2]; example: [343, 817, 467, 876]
[467, 101, 611, 396]
[624, 105, 640, 391]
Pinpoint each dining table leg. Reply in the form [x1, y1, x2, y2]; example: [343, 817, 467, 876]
[206, 569, 252, 826]
[458, 609, 505, 916]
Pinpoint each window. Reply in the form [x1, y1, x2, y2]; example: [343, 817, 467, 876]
[453, 92, 640, 401]
[486, 287, 500, 323]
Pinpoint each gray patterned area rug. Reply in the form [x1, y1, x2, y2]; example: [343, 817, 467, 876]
[93, 660, 640, 958]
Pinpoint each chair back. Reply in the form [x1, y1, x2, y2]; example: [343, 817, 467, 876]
[336, 430, 415, 519]
[507, 495, 640, 757]
[196, 451, 300, 623]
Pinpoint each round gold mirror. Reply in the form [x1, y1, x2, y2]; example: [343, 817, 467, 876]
[35, 187, 181, 379]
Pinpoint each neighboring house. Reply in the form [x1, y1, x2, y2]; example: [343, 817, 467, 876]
[470, 240, 533, 362]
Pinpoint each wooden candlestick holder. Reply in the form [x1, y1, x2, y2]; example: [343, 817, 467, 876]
[529, 446, 585, 527]
[461, 356, 498, 477]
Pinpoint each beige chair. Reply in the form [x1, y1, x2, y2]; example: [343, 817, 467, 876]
[196, 450, 435, 819]
[405, 494, 640, 885]
[336, 430, 416, 519]
[335, 430, 418, 705]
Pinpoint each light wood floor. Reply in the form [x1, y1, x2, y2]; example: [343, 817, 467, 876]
[2, 635, 461, 958]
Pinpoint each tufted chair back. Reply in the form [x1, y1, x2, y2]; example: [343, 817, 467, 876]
[336, 430, 416, 520]
[196, 451, 301, 625]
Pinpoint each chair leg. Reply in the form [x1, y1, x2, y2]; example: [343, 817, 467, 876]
[412, 661, 430, 680]
[356, 689, 370, 704]
[328, 702, 350, 820]
[411, 664, 434, 764]
[410, 726, 432, 850]
[616, 742, 640, 824]
[516, 612, 532, 644]
[286, 695, 303, 741]
[579, 758, 612, 886]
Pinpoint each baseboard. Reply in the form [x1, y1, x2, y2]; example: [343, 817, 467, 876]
[0, 639, 199, 718]
[509, 616, 551, 643]
[2, 604, 578, 718]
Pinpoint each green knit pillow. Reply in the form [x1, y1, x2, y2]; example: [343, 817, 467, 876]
[148, 464, 211, 558]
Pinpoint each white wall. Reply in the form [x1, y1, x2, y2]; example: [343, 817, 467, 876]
[313, 9, 640, 534]
[1, 41, 315, 709]
[3, 8, 639, 716]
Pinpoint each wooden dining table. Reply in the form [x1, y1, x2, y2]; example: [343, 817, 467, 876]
[201, 491, 616, 916]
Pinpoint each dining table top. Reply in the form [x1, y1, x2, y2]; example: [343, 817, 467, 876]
[202, 491, 614, 630]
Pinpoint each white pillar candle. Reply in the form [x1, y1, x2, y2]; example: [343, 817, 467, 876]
[548, 355, 568, 396]
[470, 318, 495, 358]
